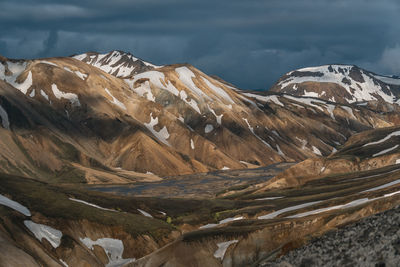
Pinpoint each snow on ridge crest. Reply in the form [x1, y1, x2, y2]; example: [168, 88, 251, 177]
[0, 61, 33, 94]
[280, 64, 397, 104]
[73, 50, 159, 78]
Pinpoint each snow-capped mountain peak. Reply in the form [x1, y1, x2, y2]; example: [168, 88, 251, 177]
[73, 50, 158, 78]
[271, 64, 400, 105]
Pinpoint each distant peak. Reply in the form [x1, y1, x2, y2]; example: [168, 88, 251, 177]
[73, 50, 158, 78]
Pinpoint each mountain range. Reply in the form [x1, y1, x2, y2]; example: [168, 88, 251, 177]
[1, 50, 400, 266]
[1, 51, 400, 182]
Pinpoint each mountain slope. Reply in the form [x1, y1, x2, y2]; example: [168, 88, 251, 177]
[270, 64, 400, 105]
[1, 53, 400, 182]
[247, 125, 400, 193]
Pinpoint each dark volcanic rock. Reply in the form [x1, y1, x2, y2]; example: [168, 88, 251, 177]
[262, 205, 400, 267]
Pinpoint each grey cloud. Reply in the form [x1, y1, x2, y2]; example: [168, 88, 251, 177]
[0, 2, 92, 20]
[376, 45, 400, 74]
[0, 0, 399, 88]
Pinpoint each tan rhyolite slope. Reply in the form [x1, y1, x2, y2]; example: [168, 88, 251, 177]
[1, 52, 400, 183]
[251, 125, 400, 192]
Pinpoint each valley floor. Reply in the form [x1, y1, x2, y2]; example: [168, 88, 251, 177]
[263, 204, 400, 267]
[88, 163, 293, 198]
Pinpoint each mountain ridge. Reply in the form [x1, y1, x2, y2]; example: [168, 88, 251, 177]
[270, 64, 400, 105]
[0, 50, 400, 181]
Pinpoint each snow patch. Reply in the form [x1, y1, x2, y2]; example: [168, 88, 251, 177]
[80, 237, 135, 267]
[24, 220, 62, 248]
[276, 144, 285, 157]
[201, 77, 234, 103]
[200, 216, 244, 229]
[127, 71, 178, 102]
[40, 60, 58, 67]
[243, 118, 272, 149]
[104, 88, 126, 110]
[288, 199, 372, 219]
[342, 106, 357, 120]
[362, 178, 400, 193]
[205, 124, 214, 133]
[63, 67, 73, 73]
[190, 138, 195, 149]
[258, 201, 322, 219]
[208, 105, 223, 124]
[176, 67, 210, 100]
[179, 90, 201, 113]
[373, 145, 399, 157]
[51, 84, 80, 107]
[243, 93, 284, 107]
[303, 90, 319, 98]
[0, 104, 10, 129]
[219, 216, 244, 224]
[40, 90, 49, 101]
[312, 146, 322, 156]
[137, 209, 153, 218]
[214, 240, 238, 260]
[69, 198, 116, 212]
[59, 259, 69, 267]
[127, 80, 155, 102]
[283, 95, 325, 112]
[13, 71, 33, 94]
[295, 137, 308, 150]
[0, 61, 33, 94]
[144, 113, 170, 146]
[75, 70, 87, 80]
[363, 130, 400, 147]
[0, 194, 31, 216]
[255, 196, 284, 201]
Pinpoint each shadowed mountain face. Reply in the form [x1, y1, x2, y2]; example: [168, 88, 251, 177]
[1, 52, 400, 183]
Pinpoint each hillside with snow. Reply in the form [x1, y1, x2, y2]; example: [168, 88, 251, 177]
[2, 51, 400, 267]
[1, 52, 399, 181]
[270, 64, 400, 105]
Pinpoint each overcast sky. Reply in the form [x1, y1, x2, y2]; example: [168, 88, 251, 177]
[0, 0, 399, 89]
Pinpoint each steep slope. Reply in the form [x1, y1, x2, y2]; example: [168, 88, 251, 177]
[76, 53, 400, 162]
[0, 174, 179, 267]
[247, 125, 400, 192]
[270, 64, 400, 105]
[2, 54, 400, 181]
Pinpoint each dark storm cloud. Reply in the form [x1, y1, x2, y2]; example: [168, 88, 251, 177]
[0, 0, 399, 89]
[38, 30, 59, 57]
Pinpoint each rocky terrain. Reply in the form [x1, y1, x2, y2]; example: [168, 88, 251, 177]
[2, 52, 400, 183]
[263, 204, 400, 267]
[270, 64, 400, 105]
[1, 51, 400, 266]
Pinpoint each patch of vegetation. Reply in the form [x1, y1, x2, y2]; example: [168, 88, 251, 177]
[0, 173, 173, 240]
